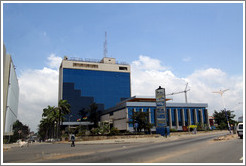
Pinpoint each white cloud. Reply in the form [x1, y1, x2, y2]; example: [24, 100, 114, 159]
[132, 55, 168, 72]
[131, 55, 243, 120]
[47, 53, 62, 69]
[18, 54, 61, 132]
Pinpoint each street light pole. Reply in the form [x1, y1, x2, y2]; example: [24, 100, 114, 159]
[54, 121, 57, 140]
[213, 89, 231, 134]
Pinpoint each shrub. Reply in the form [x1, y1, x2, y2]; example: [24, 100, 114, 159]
[90, 128, 101, 135]
[109, 127, 120, 135]
[170, 128, 178, 132]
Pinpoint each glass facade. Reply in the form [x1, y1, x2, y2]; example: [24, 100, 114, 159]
[5, 63, 19, 133]
[62, 68, 131, 121]
[184, 109, 188, 126]
[190, 109, 194, 125]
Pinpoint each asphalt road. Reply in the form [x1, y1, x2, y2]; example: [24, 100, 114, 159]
[3, 132, 243, 163]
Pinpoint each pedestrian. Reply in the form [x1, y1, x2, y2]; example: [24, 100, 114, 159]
[71, 134, 75, 147]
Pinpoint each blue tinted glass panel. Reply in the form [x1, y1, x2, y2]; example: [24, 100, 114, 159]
[178, 109, 182, 126]
[171, 109, 175, 126]
[184, 109, 188, 126]
[63, 68, 130, 110]
[151, 108, 155, 125]
[203, 109, 206, 124]
[196, 109, 200, 123]
[167, 109, 169, 126]
[190, 109, 194, 125]
[128, 107, 134, 127]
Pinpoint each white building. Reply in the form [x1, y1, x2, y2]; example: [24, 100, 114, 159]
[3, 44, 19, 136]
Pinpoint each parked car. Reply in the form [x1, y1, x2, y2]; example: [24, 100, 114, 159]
[237, 123, 243, 139]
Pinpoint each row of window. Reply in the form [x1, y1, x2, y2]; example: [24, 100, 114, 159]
[127, 107, 207, 127]
[72, 63, 128, 71]
[73, 63, 99, 68]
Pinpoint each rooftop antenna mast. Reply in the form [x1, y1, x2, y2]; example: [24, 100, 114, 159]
[104, 32, 108, 57]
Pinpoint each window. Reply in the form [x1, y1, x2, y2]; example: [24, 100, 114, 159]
[119, 67, 128, 70]
[73, 63, 98, 68]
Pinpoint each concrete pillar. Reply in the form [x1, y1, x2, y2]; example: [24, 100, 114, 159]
[187, 109, 191, 126]
[148, 108, 151, 123]
[168, 108, 172, 128]
[200, 109, 204, 124]
[175, 109, 179, 129]
[181, 109, 185, 127]
[194, 109, 197, 125]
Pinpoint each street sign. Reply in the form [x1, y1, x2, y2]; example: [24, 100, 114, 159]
[155, 86, 169, 137]
[155, 87, 167, 127]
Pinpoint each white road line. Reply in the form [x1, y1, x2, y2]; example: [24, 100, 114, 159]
[240, 157, 243, 161]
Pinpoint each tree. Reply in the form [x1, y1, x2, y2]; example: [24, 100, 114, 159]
[57, 100, 71, 138]
[9, 120, 30, 143]
[128, 111, 153, 133]
[38, 118, 51, 141]
[213, 110, 237, 130]
[87, 103, 101, 128]
[40, 105, 59, 139]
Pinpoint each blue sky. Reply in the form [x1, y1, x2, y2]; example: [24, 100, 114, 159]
[2, 2, 244, 131]
[3, 3, 243, 77]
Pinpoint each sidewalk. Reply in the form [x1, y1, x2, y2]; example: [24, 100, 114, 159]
[3, 130, 230, 150]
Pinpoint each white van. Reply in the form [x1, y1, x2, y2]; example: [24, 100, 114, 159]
[237, 123, 243, 139]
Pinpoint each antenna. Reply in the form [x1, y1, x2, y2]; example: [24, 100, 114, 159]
[104, 32, 108, 57]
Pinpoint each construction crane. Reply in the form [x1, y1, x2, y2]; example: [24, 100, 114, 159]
[166, 83, 190, 103]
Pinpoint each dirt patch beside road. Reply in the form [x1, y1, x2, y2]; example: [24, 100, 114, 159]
[213, 134, 239, 142]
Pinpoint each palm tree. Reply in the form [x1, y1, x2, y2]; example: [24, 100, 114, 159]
[57, 100, 71, 138]
[38, 118, 51, 140]
[41, 105, 59, 139]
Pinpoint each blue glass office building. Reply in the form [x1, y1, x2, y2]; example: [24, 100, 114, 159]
[59, 57, 131, 122]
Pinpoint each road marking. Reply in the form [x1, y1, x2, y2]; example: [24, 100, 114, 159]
[240, 157, 243, 161]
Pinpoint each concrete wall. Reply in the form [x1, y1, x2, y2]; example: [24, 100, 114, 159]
[101, 108, 128, 131]
[61, 58, 130, 73]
